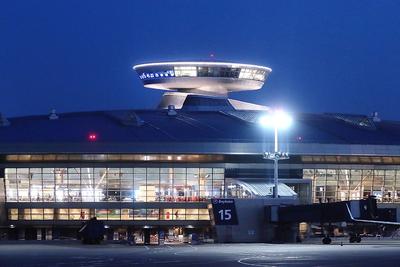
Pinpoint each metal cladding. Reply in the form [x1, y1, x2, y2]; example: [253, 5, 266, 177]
[0, 110, 400, 155]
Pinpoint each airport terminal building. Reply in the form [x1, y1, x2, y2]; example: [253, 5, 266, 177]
[1, 61, 400, 243]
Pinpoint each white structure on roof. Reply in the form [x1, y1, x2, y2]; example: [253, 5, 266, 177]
[134, 61, 272, 110]
[133, 61, 271, 96]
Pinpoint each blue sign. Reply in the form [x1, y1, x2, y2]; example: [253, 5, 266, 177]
[212, 198, 238, 225]
[159, 230, 165, 239]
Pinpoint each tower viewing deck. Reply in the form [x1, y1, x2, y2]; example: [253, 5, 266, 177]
[133, 61, 272, 96]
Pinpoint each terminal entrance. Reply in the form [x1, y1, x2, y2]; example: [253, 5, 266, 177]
[110, 226, 211, 245]
[6, 225, 211, 243]
[131, 228, 158, 245]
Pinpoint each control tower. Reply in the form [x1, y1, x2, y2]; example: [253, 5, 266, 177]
[133, 61, 271, 110]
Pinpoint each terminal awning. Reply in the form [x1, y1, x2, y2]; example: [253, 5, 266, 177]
[234, 180, 297, 198]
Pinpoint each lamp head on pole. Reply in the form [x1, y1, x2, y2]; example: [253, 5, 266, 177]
[258, 109, 292, 130]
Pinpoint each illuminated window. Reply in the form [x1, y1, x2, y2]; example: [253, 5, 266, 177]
[8, 208, 211, 221]
[8, 209, 18, 220]
[4, 167, 224, 203]
[187, 168, 199, 202]
[68, 168, 81, 202]
[108, 209, 121, 220]
[121, 209, 133, 220]
[95, 209, 108, 220]
[55, 168, 68, 202]
[120, 169, 133, 202]
[146, 168, 159, 202]
[160, 209, 173, 220]
[81, 168, 94, 202]
[31, 209, 44, 220]
[56, 209, 69, 220]
[174, 66, 197, 77]
[22, 209, 31, 220]
[305, 168, 400, 204]
[44, 209, 54, 220]
[185, 209, 199, 220]
[134, 209, 146, 220]
[199, 209, 210, 220]
[107, 168, 121, 202]
[42, 170, 55, 202]
[239, 68, 266, 81]
[173, 209, 185, 220]
[134, 168, 147, 202]
[146, 209, 159, 220]
[70, 209, 81, 220]
[5, 169, 17, 202]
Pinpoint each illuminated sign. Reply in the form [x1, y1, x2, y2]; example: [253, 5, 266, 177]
[212, 198, 238, 225]
[139, 70, 175, 80]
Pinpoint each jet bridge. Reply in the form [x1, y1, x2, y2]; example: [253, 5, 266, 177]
[272, 197, 379, 224]
[267, 197, 400, 244]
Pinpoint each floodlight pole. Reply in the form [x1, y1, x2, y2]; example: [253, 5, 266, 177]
[273, 126, 279, 198]
[260, 110, 291, 199]
[263, 126, 289, 198]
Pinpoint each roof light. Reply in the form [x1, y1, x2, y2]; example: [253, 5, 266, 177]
[0, 113, 10, 127]
[49, 109, 59, 120]
[88, 133, 98, 142]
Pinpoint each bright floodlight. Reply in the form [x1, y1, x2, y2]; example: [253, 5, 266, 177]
[259, 109, 292, 129]
[259, 109, 292, 199]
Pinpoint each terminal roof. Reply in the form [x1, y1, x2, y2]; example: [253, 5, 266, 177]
[0, 110, 400, 155]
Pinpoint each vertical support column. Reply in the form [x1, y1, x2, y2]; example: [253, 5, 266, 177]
[273, 126, 279, 199]
[18, 228, 25, 240]
[0, 168, 7, 239]
[273, 159, 279, 199]
[0, 168, 6, 225]
[36, 229, 42, 240]
[46, 228, 53, 240]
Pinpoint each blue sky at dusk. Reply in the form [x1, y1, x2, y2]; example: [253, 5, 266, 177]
[1, 0, 400, 119]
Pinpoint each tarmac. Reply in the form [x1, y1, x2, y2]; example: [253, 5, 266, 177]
[1, 238, 400, 267]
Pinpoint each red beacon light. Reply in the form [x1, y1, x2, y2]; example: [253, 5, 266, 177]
[88, 133, 98, 142]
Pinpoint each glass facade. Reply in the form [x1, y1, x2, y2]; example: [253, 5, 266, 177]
[304, 168, 400, 203]
[4, 154, 225, 162]
[4, 167, 225, 203]
[8, 208, 210, 221]
[173, 66, 267, 81]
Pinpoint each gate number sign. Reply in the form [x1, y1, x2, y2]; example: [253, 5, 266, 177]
[212, 199, 238, 225]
